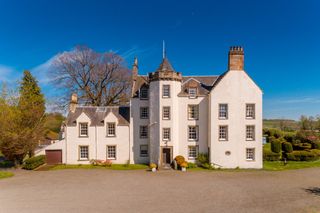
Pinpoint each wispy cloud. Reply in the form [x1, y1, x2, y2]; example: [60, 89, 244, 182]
[120, 45, 157, 61]
[0, 65, 19, 83]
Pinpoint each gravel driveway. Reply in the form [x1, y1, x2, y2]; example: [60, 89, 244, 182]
[0, 168, 319, 213]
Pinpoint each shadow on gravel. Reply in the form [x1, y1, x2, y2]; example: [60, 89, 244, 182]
[305, 187, 320, 196]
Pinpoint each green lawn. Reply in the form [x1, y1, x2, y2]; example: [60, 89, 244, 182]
[0, 171, 14, 179]
[263, 160, 320, 171]
[51, 164, 149, 171]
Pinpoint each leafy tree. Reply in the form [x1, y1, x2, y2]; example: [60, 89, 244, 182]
[0, 71, 46, 164]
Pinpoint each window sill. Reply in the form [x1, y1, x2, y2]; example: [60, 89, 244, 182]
[140, 117, 149, 119]
[140, 155, 149, 158]
[78, 159, 89, 161]
[219, 139, 228, 141]
[188, 118, 199, 120]
[246, 159, 255, 162]
[218, 117, 228, 120]
[106, 135, 116, 137]
[246, 139, 255, 141]
[188, 139, 198, 142]
[246, 117, 255, 120]
[79, 136, 89, 138]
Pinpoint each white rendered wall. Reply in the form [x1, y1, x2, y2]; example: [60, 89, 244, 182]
[209, 70, 263, 169]
[178, 96, 209, 162]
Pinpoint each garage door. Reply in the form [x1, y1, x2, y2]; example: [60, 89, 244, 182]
[46, 150, 62, 165]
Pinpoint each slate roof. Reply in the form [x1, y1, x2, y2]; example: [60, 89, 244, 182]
[66, 106, 130, 126]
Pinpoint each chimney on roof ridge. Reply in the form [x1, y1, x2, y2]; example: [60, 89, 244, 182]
[69, 93, 78, 113]
[228, 46, 244, 71]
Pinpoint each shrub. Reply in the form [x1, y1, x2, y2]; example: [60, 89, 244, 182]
[263, 150, 280, 161]
[180, 161, 188, 168]
[187, 162, 197, 168]
[196, 153, 209, 165]
[22, 155, 46, 170]
[310, 149, 320, 157]
[268, 136, 276, 143]
[174, 155, 185, 166]
[271, 140, 282, 153]
[202, 163, 213, 169]
[282, 142, 293, 153]
[311, 142, 320, 150]
[288, 151, 319, 161]
[0, 160, 14, 168]
[283, 132, 296, 143]
[149, 163, 157, 169]
[286, 153, 296, 161]
[90, 159, 112, 167]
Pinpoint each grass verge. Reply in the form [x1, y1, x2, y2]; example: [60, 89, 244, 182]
[50, 164, 149, 171]
[263, 160, 320, 171]
[0, 171, 14, 179]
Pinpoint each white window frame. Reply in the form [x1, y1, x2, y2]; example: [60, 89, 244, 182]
[246, 148, 255, 161]
[246, 104, 255, 119]
[162, 106, 170, 120]
[107, 145, 116, 160]
[219, 125, 228, 141]
[188, 88, 197, 98]
[79, 146, 89, 160]
[140, 87, 149, 100]
[188, 105, 199, 120]
[188, 126, 198, 141]
[140, 145, 148, 157]
[188, 146, 198, 159]
[162, 128, 171, 141]
[79, 122, 88, 137]
[219, 104, 228, 119]
[140, 125, 148, 139]
[162, 85, 170, 98]
[107, 122, 116, 137]
[246, 125, 255, 141]
[140, 107, 149, 119]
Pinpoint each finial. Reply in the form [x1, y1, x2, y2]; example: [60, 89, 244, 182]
[134, 56, 138, 66]
[162, 40, 166, 59]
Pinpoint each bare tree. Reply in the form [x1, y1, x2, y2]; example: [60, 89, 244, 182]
[50, 46, 131, 106]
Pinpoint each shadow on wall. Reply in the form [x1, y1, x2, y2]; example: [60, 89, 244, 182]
[304, 187, 320, 196]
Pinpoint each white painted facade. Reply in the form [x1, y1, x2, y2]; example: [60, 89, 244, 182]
[40, 47, 263, 169]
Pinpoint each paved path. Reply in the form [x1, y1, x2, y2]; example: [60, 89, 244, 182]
[0, 168, 320, 213]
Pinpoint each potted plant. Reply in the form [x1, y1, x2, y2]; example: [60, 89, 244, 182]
[180, 161, 188, 172]
[149, 163, 157, 172]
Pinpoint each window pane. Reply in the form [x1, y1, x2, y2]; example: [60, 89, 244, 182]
[188, 105, 199, 119]
[219, 126, 228, 140]
[80, 123, 88, 136]
[107, 146, 116, 159]
[188, 126, 198, 140]
[140, 107, 149, 119]
[163, 85, 170, 97]
[163, 107, 170, 119]
[246, 104, 255, 119]
[246, 125, 255, 140]
[188, 146, 198, 158]
[219, 104, 228, 119]
[163, 128, 170, 141]
[107, 123, 116, 136]
[140, 126, 148, 138]
[140, 88, 148, 99]
[189, 88, 197, 98]
[140, 145, 148, 157]
[80, 146, 89, 160]
[246, 148, 255, 160]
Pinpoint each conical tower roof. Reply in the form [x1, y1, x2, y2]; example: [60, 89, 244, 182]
[156, 58, 175, 72]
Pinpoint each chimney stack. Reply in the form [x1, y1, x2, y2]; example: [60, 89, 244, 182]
[69, 93, 78, 113]
[228, 46, 244, 71]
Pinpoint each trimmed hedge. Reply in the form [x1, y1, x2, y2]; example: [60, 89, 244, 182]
[282, 142, 293, 153]
[271, 140, 282, 153]
[312, 142, 320, 150]
[0, 160, 14, 168]
[286, 151, 319, 161]
[22, 155, 46, 170]
[263, 150, 281, 161]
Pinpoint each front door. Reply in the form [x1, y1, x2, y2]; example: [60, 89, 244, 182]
[162, 148, 171, 166]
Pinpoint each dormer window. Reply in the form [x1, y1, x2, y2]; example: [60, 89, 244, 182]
[79, 123, 88, 137]
[140, 87, 148, 100]
[188, 88, 197, 98]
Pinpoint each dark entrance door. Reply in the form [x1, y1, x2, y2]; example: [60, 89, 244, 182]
[45, 150, 62, 165]
[162, 148, 171, 165]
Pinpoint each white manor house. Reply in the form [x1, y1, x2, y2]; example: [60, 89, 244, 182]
[39, 46, 263, 169]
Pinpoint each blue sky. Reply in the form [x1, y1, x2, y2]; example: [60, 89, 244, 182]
[0, 0, 319, 119]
